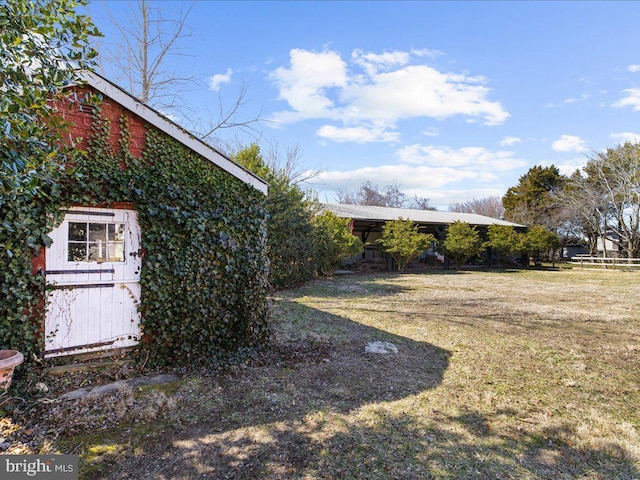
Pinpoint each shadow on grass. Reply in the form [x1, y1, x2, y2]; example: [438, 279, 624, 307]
[399, 266, 524, 276]
[70, 302, 450, 478]
[291, 276, 413, 299]
[98, 404, 640, 480]
[66, 301, 639, 479]
[297, 267, 525, 301]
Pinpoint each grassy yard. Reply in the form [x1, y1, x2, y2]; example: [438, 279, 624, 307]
[12, 268, 640, 478]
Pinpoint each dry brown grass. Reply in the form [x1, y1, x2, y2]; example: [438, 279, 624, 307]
[20, 268, 640, 478]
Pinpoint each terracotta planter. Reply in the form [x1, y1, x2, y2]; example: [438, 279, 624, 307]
[0, 350, 24, 391]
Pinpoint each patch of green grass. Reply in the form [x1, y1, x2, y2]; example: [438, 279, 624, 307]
[56, 430, 126, 478]
[134, 380, 182, 399]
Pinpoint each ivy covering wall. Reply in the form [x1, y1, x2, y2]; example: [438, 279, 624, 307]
[0, 192, 66, 365]
[0, 103, 270, 369]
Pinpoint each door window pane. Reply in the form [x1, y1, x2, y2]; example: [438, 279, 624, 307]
[68, 223, 87, 242]
[68, 243, 87, 262]
[108, 223, 125, 242]
[88, 242, 107, 262]
[107, 243, 125, 262]
[88, 223, 106, 242]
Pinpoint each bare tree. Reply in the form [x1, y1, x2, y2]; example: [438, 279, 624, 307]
[102, 0, 194, 107]
[335, 188, 354, 205]
[349, 181, 388, 206]
[225, 140, 322, 189]
[199, 83, 264, 142]
[408, 194, 436, 211]
[556, 143, 640, 258]
[449, 196, 505, 219]
[555, 171, 606, 256]
[583, 143, 640, 258]
[263, 143, 320, 185]
[335, 181, 434, 210]
[384, 179, 408, 208]
[99, 0, 262, 141]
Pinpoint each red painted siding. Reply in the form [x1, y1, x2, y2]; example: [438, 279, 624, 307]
[53, 86, 149, 159]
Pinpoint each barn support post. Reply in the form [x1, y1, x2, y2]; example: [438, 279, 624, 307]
[361, 227, 373, 259]
[387, 254, 394, 272]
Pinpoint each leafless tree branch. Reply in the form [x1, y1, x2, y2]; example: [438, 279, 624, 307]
[449, 196, 505, 219]
[97, 0, 265, 141]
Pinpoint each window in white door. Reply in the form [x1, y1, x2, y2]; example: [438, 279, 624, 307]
[67, 222, 126, 262]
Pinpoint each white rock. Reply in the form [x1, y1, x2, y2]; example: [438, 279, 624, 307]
[35, 382, 49, 393]
[365, 341, 398, 354]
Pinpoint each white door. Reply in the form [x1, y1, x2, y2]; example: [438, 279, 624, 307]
[44, 207, 142, 357]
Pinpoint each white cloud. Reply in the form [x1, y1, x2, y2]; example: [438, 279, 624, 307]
[341, 64, 509, 126]
[352, 49, 410, 76]
[612, 88, 640, 111]
[610, 131, 640, 143]
[423, 126, 440, 137]
[500, 136, 522, 146]
[411, 48, 445, 59]
[270, 49, 348, 122]
[628, 65, 640, 73]
[397, 144, 526, 171]
[316, 125, 400, 143]
[160, 112, 178, 123]
[306, 142, 525, 209]
[269, 47, 509, 137]
[424, 188, 505, 209]
[315, 164, 479, 191]
[563, 93, 590, 104]
[545, 93, 590, 108]
[208, 68, 233, 91]
[542, 158, 588, 176]
[312, 163, 511, 210]
[551, 135, 588, 152]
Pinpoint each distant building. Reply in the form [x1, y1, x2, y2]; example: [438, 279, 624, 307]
[323, 203, 525, 267]
[562, 244, 588, 259]
[596, 234, 621, 257]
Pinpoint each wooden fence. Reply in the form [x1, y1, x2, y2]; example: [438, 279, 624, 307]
[571, 255, 640, 269]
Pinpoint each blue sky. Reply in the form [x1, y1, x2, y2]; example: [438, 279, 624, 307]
[87, 1, 640, 209]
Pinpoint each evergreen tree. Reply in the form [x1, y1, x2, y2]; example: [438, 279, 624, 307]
[502, 165, 567, 228]
[379, 219, 434, 271]
[442, 221, 483, 269]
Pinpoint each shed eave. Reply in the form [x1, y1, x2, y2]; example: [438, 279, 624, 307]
[76, 70, 268, 195]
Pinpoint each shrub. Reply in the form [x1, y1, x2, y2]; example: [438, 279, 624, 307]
[520, 225, 559, 265]
[234, 144, 318, 289]
[313, 211, 363, 275]
[0, 0, 99, 364]
[235, 145, 365, 287]
[380, 218, 434, 272]
[485, 224, 521, 265]
[442, 221, 483, 269]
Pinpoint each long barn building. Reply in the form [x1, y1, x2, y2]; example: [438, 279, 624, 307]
[323, 203, 525, 267]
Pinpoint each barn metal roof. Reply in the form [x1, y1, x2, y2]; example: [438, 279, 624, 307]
[323, 203, 524, 228]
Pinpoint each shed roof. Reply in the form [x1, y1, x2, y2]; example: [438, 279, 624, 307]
[323, 203, 524, 228]
[77, 71, 268, 194]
